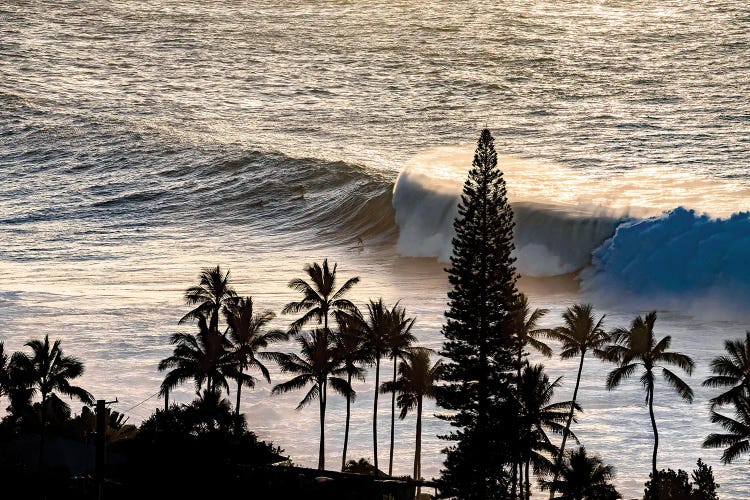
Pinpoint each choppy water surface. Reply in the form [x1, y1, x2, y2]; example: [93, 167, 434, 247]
[2, 1, 750, 497]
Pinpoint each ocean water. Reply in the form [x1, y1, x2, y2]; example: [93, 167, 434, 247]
[2, 1, 750, 497]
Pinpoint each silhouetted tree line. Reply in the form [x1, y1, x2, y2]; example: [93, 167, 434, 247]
[2, 129, 748, 500]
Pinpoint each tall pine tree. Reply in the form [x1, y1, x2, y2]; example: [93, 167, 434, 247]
[437, 128, 519, 499]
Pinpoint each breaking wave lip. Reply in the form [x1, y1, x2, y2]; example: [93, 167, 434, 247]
[390, 159, 750, 317]
[391, 165, 626, 277]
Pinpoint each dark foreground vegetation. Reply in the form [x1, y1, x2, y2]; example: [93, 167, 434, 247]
[0, 130, 745, 499]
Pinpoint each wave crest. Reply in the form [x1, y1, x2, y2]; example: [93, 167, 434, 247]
[391, 147, 750, 314]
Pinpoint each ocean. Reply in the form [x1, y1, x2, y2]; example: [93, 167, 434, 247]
[1, 1, 750, 497]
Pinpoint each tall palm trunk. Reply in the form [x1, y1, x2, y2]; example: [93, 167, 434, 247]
[235, 365, 244, 417]
[516, 347, 523, 500]
[39, 391, 47, 472]
[373, 355, 380, 472]
[319, 380, 327, 470]
[648, 379, 658, 480]
[525, 459, 531, 500]
[550, 350, 586, 498]
[388, 356, 397, 476]
[342, 370, 353, 471]
[415, 396, 423, 496]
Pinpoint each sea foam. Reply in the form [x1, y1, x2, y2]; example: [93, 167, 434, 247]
[392, 147, 750, 314]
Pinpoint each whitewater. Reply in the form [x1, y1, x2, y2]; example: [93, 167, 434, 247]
[2, 0, 750, 497]
[394, 147, 750, 318]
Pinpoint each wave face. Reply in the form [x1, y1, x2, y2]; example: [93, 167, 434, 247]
[581, 208, 750, 315]
[391, 147, 750, 310]
[393, 166, 623, 277]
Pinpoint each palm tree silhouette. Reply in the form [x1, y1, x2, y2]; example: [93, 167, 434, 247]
[271, 329, 352, 470]
[385, 302, 417, 476]
[223, 296, 287, 418]
[282, 259, 360, 335]
[333, 314, 371, 471]
[179, 265, 237, 333]
[11, 335, 94, 470]
[546, 304, 608, 495]
[703, 331, 750, 409]
[540, 446, 621, 500]
[357, 298, 392, 473]
[381, 349, 441, 496]
[159, 314, 233, 397]
[511, 293, 552, 496]
[602, 311, 694, 479]
[513, 293, 552, 371]
[703, 396, 750, 464]
[516, 363, 576, 500]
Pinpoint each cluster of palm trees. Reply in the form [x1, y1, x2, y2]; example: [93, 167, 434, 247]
[0, 336, 94, 469]
[514, 303, 750, 498]
[509, 302, 697, 499]
[155, 263, 750, 496]
[702, 332, 750, 465]
[158, 261, 441, 483]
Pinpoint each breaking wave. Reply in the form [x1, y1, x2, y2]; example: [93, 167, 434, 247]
[390, 147, 750, 313]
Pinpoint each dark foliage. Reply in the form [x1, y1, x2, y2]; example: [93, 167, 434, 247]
[436, 129, 519, 499]
[344, 457, 385, 476]
[643, 460, 719, 500]
[691, 459, 719, 500]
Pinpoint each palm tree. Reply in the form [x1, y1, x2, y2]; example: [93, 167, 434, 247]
[703, 396, 750, 464]
[358, 298, 392, 473]
[602, 311, 694, 479]
[540, 446, 621, 500]
[159, 314, 234, 397]
[179, 265, 237, 333]
[282, 259, 360, 335]
[381, 349, 441, 496]
[10, 335, 94, 469]
[513, 293, 552, 373]
[223, 296, 287, 418]
[511, 293, 552, 496]
[333, 314, 371, 471]
[546, 304, 608, 495]
[385, 303, 417, 476]
[703, 332, 750, 409]
[516, 364, 576, 500]
[271, 329, 352, 470]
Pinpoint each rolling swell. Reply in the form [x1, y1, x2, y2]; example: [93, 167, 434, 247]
[0, 96, 399, 245]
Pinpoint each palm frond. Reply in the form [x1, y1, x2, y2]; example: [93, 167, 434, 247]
[661, 367, 694, 403]
[605, 363, 639, 390]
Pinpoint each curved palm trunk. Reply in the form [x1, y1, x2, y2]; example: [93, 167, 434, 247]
[550, 350, 586, 498]
[319, 380, 327, 470]
[648, 380, 658, 480]
[373, 355, 381, 472]
[389, 356, 397, 476]
[415, 396, 423, 496]
[342, 371, 352, 471]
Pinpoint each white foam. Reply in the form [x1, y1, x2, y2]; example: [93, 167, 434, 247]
[392, 146, 750, 308]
